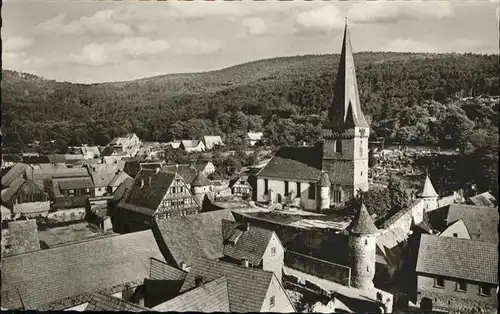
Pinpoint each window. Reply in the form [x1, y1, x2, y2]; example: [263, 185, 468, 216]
[457, 281, 467, 292]
[172, 187, 176, 194]
[271, 247, 276, 256]
[365, 239, 368, 245]
[264, 179, 269, 195]
[270, 296, 275, 308]
[480, 285, 492, 296]
[453, 233, 458, 238]
[284, 181, 289, 196]
[333, 190, 341, 203]
[335, 140, 342, 153]
[360, 140, 364, 157]
[180, 186, 184, 193]
[308, 183, 316, 200]
[296, 182, 301, 198]
[435, 277, 445, 288]
[361, 171, 363, 176]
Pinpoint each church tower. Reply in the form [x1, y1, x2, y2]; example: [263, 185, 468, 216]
[347, 203, 378, 290]
[322, 19, 370, 205]
[418, 172, 439, 212]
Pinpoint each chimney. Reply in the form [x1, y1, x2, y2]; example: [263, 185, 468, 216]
[241, 259, 249, 268]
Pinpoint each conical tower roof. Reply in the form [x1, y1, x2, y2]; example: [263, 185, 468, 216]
[320, 172, 331, 187]
[420, 174, 438, 198]
[191, 171, 211, 187]
[329, 21, 369, 132]
[347, 203, 378, 235]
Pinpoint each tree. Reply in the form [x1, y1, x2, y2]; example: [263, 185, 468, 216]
[368, 149, 378, 168]
[387, 176, 412, 213]
[344, 188, 391, 217]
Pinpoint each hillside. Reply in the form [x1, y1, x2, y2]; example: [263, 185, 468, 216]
[1, 52, 499, 149]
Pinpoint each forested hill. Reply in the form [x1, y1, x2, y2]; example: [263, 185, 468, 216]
[1, 52, 499, 149]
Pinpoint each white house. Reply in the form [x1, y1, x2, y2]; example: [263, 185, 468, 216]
[180, 140, 206, 153]
[202, 136, 224, 150]
[247, 132, 264, 146]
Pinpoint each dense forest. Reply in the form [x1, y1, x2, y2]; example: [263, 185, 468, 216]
[1, 52, 499, 194]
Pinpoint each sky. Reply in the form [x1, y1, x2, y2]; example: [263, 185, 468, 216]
[2, 0, 499, 83]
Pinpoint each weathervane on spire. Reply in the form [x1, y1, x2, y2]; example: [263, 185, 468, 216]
[345, 8, 348, 25]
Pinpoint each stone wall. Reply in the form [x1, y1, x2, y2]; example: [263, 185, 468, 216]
[46, 208, 86, 224]
[284, 250, 351, 286]
[417, 274, 498, 313]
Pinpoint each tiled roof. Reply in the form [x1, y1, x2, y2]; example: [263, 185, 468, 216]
[153, 276, 230, 312]
[377, 227, 408, 252]
[1, 230, 164, 310]
[181, 140, 200, 148]
[1, 163, 28, 187]
[56, 177, 95, 190]
[467, 192, 496, 207]
[163, 164, 198, 185]
[88, 164, 122, 188]
[149, 258, 188, 281]
[191, 171, 211, 187]
[153, 210, 235, 267]
[222, 220, 274, 266]
[3, 219, 41, 257]
[180, 257, 274, 312]
[80, 146, 100, 157]
[203, 136, 224, 147]
[419, 175, 438, 198]
[429, 204, 499, 243]
[108, 170, 132, 188]
[257, 146, 322, 181]
[120, 170, 176, 212]
[1, 177, 26, 203]
[112, 177, 134, 202]
[85, 292, 148, 312]
[228, 176, 251, 189]
[347, 204, 378, 235]
[416, 234, 498, 284]
[27, 167, 90, 182]
[1, 205, 12, 221]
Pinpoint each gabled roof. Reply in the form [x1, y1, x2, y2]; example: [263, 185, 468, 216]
[80, 146, 100, 157]
[1, 230, 164, 310]
[329, 22, 369, 132]
[108, 170, 132, 188]
[119, 170, 177, 214]
[1, 205, 12, 221]
[112, 177, 134, 202]
[416, 234, 498, 284]
[347, 203, 378, 235]
[222, 220, 275, 266]
[153, 276, 230, 312]
[445, 204, 499, 243]
[163, 164, 198, 185]
[191, 171, 211, 187]
[228, 176, 250, 188]
[1, 163, 28, 187]
[88, 164, 122, 188]
[56, 177, 94, 190]
[149, 258, 188, 281]
[203, 136, 224, 146]
[85, 292, 148, 312]
[257, 146, 322, 181]
[153, 210, 235, 268]
[467, 191, 496, 207]
[26, 166, 90, 182]
[180, 257, 274, 312]
[181, 140, 201, 148]
[419, 175, 438, 198]
[440, 219, 471, 239]
[1, 177, 27, 204]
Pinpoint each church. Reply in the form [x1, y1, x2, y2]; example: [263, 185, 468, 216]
[256, 21, 369, 211]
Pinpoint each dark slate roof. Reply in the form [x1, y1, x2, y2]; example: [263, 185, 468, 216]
[1, 163, 28, 187]
[112, 177, 134, 202]
[123, 160, 141, 178]
[85, 292, 148, 312]
[320, 172, 331, 187]
[191, 171, 211, 187]
[153, 276, 230, 312]
[163, 164, 198, 185]
[257, 146, 322, 181]
[153, 210, 235, 268]
[120, 170, 176, 212]
[149, 258, 188, 281]
[3, 220, 41, 257]
[88, 164, 122, 188]
[416, 234, 498, 284]
[180, 257, 274, 312]
[347, 204, 378, 235]
[222, 220, 275, 266]
[1, 230, 164, 310]
[108, 170, 132, 188]
[467, 192, 496, 207]
[56, 177, 95, 190]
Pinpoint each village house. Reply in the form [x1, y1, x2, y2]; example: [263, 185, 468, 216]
[255, 22, 370, 210]
[202, 135, 224, 150]
[247, 132, 264, 146]
[178, 257, 296, 312]
[415, 234, 498, 313]
[152, 209, 235, 269]
[107, 170, 132, 194]
[50, 176, 95, 209]
[1, 162, 29, 189]
[116, 169, 201, 233]
[143, 257, 188, 308]
[192, 160, 216, 176]
[229, 175, 253, 198]
[0, 229, 164, 311]
[108, 133, 141, 156]
[221, 220, 285, 282]
[80, 145, 100, 160]
[87, 163, 126, 197]
[1, 178, 51, 219]
[180, 139, 206, 153]
[86, 195, 114, 233]
[465, 191, 496, 207]
[166, 141, 181, 149]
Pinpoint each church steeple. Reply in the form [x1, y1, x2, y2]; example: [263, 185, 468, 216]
[329, 21, 369, 133]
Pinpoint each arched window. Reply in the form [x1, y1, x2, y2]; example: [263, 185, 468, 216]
[335, 140, 342, 153]
[365, 239, 368, 245]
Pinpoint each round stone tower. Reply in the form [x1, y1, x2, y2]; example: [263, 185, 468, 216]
[191, 171, 210, 207]
[347, 203, 378, 290]
[319, 172, 331, 211]
[418, 173, 439, 211]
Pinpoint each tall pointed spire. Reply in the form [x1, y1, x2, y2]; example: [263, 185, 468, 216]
[329, 21, 369, 132]
[347, 203, 378, 235]
[420, 173, 439, 199]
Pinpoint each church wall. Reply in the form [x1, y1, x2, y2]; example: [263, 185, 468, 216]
[256, 178, 317, 211]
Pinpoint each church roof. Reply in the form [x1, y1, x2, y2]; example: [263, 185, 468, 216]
[257, 146, 322, 181]
[347, 203, 378, 235]
[319, 172, 331, 187]
[419, 175, 438, 198]
[329, 22, 369, 132]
